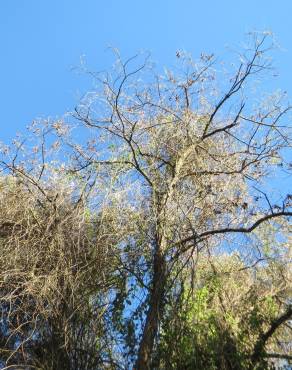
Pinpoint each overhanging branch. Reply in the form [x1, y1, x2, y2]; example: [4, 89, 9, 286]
[174, 211, 292, 248]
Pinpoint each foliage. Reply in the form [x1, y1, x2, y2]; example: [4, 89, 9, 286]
[158, 252, 291, 369]
[0, 174, 118, 369]
[0, 33, 291, 369]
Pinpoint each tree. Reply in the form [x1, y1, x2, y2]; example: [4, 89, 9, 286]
[0, 150, 119, 368]
[68, 33, 292, 369]
[0, 33, 291, 369]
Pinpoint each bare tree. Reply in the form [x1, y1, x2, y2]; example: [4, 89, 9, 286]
[0, 33, 291, 369]
[62, 33, 292, 369]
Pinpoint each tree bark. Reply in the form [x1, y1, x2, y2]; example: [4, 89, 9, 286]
[135, 248, 166, 370]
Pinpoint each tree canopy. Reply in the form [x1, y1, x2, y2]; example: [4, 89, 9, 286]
[0, 34, 291, 369]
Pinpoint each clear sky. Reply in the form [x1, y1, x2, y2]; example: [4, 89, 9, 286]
[1, 1, 292, 141]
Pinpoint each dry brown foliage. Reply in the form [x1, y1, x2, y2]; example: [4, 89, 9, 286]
[0, 174, 116, 369]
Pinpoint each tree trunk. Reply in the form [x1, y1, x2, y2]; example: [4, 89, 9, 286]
[135, 248, 166, 370]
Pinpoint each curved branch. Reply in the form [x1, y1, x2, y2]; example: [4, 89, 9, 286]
[175, 211, 292, 248]
[251, 305, 292, 366]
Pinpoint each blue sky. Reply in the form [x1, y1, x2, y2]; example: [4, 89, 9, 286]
[1, 1, 292, 141]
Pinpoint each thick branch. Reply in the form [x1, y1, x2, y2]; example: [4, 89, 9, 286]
[251, 305, 292, 366]
[175, 211, 292, 248]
